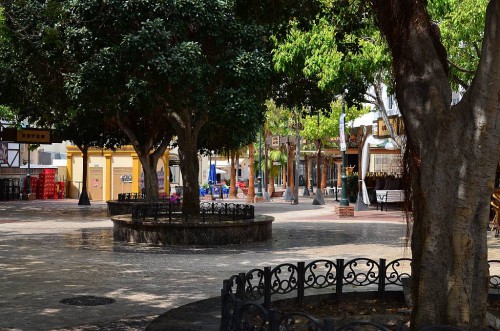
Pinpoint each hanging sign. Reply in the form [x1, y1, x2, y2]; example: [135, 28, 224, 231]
[377, 116, 401, 138]
[339, 113, 346, 152]
[271, 135, 280, 147]
[16, 128, 51, 144]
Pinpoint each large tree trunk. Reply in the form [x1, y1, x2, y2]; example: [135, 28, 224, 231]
[372, 1, 500, 329]
[305, 155, 313, 194]
[115, 111, 171, 201]
[268, 165, 275, 195]
[229, 150, 237, 199]
[167, 109, 207, 217]
[303, 154, 310, 196]
[281, 146, 287, 189]
[304, 154, 309, 186]
[321, 156, 328, 192]
[246, 143, 256, 203]
[315, 139, 322, 192]
[138, 153, 160, 200]
[178, 137, 200, 216]
[77, 145, 90, 206]
[287, 142, 294, 192]
[264, 139, 269, 193]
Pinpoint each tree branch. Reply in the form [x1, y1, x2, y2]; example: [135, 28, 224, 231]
[151, 136, 172, 162]
[115, 110, 146, 155]
[450, 74, 469, 90]
[473, 42, 481, 58]
[464, 0, 500, 113]
[448, 60, 475, 74]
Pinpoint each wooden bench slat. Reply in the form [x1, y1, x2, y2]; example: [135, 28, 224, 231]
[270, 190, 284, 198]
[376, 190, 405, 211]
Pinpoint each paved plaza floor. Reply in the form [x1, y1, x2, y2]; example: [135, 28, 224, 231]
[1, 196, 499, 330]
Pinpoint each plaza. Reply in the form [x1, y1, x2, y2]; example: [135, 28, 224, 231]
[0, 197, 499, 330]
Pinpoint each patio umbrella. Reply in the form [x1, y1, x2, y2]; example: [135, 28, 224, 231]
[209, 164, 216, 183]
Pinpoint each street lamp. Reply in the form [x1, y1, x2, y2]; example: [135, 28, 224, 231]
[340, 96, 349, 207]
[291, 109, 303, 205]
[256, 128, 263, 197]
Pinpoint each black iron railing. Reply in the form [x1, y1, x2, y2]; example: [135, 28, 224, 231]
[131, 201, 254, 223]
[221, 258, 500, 331]
[117, 193, 170, 201]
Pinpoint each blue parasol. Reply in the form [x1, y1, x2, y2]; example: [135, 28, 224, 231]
[209, 164, 216, 183]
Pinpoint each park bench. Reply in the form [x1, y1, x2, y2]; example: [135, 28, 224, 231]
[376, 189, 405, 211]
[269, 190, 284, 201]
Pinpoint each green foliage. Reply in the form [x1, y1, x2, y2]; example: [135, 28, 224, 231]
[271, 0, 389, 108]
[0, 0, 271, 154]
[234, 0, 323, 33]
[300, 100, 369, 148]
[265, 100, 295, 136]
[0, 105, 15, 122]
[428, 0, 488, 89]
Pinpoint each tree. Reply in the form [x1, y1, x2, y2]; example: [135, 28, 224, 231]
[0, 3, 129, 205]
[0, 1, 271, 214]
[264, 100, 293, 191]
[243, 0, 499, 327]
[0, 1, 175, 201]
[428, 0, 489, 91]
[162, 2, 270, 214]
[56, 109, 127, 205]
[368, 1, 500, 328]
[300, 101, 367, 200]
[272, 12, 399, 141]
[246, 143, 256, 203]
[228, 150, 238, 199]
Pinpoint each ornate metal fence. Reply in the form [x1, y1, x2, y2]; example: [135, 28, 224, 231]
[131, 201, 254, 222]
[117, 193, 147, 201]
[221, 258, 500, 331]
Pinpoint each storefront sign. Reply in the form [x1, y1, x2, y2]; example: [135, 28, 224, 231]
[377, 116, 402, 138]
[271, 135, 280, 147]
[16, 129, 51, 144]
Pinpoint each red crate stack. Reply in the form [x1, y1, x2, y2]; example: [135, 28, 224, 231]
[37, 170, 56, 199]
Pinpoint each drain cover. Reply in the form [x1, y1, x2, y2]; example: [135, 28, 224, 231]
[60, 295, 115, 306]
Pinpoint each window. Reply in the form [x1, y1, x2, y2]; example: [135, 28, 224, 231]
[169, 157, 180, 184]
[388, 95, 394, 110]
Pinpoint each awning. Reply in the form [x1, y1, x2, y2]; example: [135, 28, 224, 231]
[210, 160, 235, 167]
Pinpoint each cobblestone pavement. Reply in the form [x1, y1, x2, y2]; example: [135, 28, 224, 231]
[0, 197, 498, 330]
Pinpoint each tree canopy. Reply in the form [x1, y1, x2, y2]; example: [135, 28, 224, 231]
[243, 1, 500, 329]
[428, 0, 488, 90]
[0, 0, 272, 210]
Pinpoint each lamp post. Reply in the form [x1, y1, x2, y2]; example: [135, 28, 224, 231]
[291, 109, 302, 205]
[26, 144, 31, 194]
[256, 128, 263, 197]
[340, 96, 349, 207]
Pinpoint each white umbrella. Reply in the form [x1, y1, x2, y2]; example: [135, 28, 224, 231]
[216, 168, 227, 174]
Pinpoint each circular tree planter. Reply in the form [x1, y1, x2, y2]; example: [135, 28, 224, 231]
[108, 198, 272, 245]
[111, 214, 273, 245]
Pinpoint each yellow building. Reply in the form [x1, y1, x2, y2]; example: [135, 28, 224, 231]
[66, 146, 171, 201]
